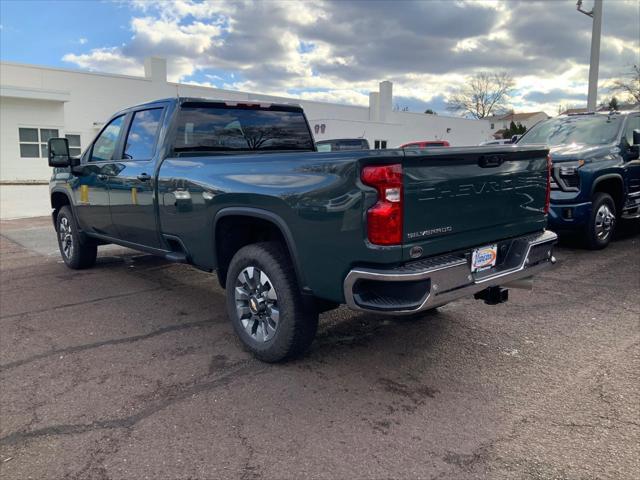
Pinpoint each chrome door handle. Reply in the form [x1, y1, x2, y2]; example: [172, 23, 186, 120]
[137, 173, 151, 182]
[97, 174, 108, 181]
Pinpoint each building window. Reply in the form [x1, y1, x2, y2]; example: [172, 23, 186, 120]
[65, 134, 82, 157]
[18, 128, 40, 158]
[490, 123, 495, 129]
[18, 127, 59, 158]
[374, 140, 387, 149]
[39, 129, 59, 158]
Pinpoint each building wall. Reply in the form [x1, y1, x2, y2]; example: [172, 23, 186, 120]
[1, 59, 494, 183]
[0, 97, 65, 181]
[487, 112, 549, 138]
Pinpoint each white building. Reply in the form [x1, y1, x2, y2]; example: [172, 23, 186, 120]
[0, 57, 494, 185]
[485, 111, 550, 140]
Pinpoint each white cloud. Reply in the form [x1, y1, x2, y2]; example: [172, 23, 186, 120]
[62, 47, 143, 76]
[61, 0, 640, 116]
[128, 16, 223, 56]
[296, 89, 370, 106]
[452, 38, 479, 53]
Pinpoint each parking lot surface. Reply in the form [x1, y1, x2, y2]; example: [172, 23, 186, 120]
[0, 217, 638, 480]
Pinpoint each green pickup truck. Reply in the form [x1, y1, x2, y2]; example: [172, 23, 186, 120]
[48, 98, 557, 361]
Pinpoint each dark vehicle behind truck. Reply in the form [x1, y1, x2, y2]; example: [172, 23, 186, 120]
[518, 111, 640, 249]
[316, 138, 370, 151]
[48, 98, 557, 361]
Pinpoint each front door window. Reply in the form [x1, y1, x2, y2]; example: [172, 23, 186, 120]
[91, 116, 125, 162]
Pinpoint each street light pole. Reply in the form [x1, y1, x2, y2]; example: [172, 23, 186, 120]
[577, 0, 603, 112]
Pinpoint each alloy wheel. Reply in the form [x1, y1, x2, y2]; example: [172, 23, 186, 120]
[58, 216, 74, 259]
[234, 266, 279, 342]
[594, 204, 615, 240]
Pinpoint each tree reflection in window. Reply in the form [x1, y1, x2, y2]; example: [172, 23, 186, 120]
[174, 106, 315, 153]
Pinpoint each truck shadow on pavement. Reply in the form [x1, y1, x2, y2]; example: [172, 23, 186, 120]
[555, 218, 640, 249]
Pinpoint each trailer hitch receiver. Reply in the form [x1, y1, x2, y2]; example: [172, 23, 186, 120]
[474, 286, 509, 305]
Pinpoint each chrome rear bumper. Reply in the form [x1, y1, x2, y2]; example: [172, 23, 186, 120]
[343, 230, 557, 314]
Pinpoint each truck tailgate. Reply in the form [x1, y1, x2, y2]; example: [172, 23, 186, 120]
[402, 146, 549, 259]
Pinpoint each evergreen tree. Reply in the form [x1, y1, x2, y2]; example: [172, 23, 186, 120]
[502, 121, 527, 139]
[608, 97, 619, 111]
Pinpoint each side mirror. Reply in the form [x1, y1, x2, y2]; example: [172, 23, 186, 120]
[511, 134, 522, 144]
[48, 138, 71, 167]
[628, 129, 640, 161]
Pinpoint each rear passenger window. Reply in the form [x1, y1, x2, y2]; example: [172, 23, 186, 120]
[124, 108, 163, 160]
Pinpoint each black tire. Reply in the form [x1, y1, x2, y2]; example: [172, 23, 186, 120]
[225, 242, 318, 362]
[55, 206, 97, 269]
[585, 192, 616, 250]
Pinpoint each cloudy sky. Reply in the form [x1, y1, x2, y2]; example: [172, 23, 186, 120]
[1, 0, 638, 116]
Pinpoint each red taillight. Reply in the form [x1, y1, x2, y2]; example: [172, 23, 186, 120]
[361, 163, 403, 245]
[544, 154, 552, 214]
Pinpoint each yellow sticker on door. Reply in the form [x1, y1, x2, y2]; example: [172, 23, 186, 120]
[80, 185, 89, 204]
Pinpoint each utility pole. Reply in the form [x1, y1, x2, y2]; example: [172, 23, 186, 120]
[577, 0, 603, 112]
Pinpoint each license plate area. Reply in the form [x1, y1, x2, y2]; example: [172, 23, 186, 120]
[471, 244, 497, 272]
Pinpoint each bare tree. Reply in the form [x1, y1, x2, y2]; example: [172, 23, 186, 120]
[447, 72, 514, 119]
[609, 65, 640, 104]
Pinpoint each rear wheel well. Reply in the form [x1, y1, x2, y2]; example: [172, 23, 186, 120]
[215, 215, 291, 289]
[593, 178, 623, 214]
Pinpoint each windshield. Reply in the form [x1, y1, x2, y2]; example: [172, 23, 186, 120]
[174, 106, 315, 152]
[518, 115, 623, 146]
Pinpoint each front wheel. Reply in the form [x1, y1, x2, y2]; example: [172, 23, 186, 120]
[56, 206, 97, 269]
[225, 242, 318, 362]
[585, 192, 616, 250]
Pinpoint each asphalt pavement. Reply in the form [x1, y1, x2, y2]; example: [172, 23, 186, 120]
[0, 217, 638, 480]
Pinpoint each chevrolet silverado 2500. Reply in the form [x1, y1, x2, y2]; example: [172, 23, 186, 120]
[48, 98, 557, 361]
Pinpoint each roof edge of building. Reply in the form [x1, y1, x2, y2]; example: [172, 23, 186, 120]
[0, 60, 151, 83]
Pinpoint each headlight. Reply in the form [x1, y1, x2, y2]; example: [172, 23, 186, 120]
[559, 165, 578, 176]
[555, 161, 583, 191]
